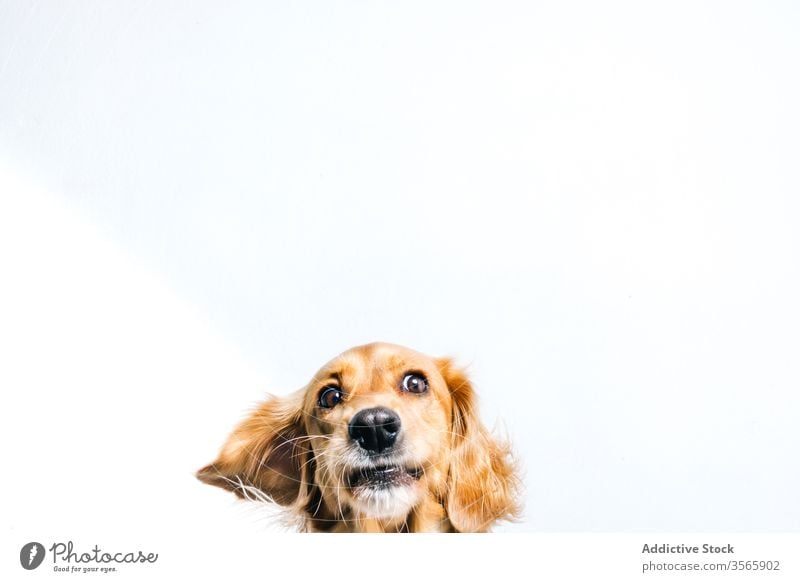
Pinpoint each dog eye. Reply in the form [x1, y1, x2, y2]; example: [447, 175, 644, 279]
[401, 373, 428, 394]
[318, 386, 344, 409]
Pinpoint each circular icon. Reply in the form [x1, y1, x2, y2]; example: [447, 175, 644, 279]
[20, 542, 46, 570]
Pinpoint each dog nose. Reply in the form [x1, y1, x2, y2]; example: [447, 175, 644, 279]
[348, 407, 401, 454]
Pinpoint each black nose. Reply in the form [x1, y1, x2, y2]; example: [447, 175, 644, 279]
[348, 407, 401, 454]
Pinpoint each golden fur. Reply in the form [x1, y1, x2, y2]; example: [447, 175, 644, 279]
[197, 342, 520, 532]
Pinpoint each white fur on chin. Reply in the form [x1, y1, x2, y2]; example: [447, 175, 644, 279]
[350, 482, 421, 520]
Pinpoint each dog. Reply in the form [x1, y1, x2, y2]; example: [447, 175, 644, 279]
[197, 342, 520, 532]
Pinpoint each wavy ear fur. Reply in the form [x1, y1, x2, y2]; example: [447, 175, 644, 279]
[438, 358, 521, 532]
[197, 389, 310, 507]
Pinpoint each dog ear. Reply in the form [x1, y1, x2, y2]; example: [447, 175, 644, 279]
[438, 358, 521, 532]
[197, 389, 310, 506]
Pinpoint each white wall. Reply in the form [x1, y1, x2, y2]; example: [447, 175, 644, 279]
[1, 0, 798, 549]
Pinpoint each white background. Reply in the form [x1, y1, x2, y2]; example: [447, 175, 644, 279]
[1, 1, 799, 567]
